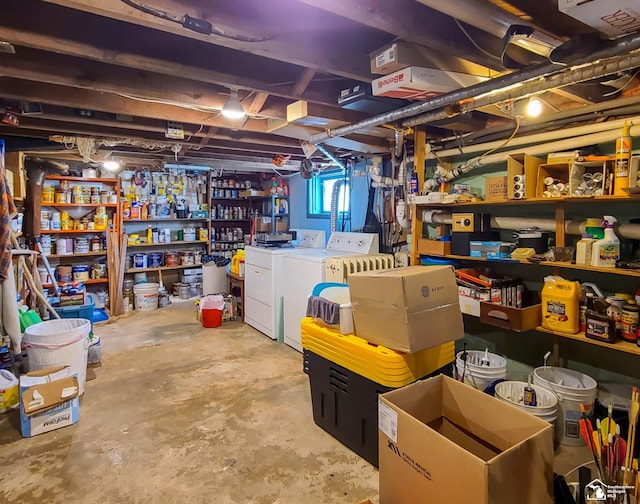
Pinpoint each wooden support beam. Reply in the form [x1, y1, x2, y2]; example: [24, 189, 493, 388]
[414, 126, 427, 191]
[0, 51, 287, 119]
[296, 0, 504, 73]
[1, 78, 388, 153]
[247, 93, 270, 115]
[38, 0, 375, 81]
[292, 69, 316, 98]
[0, 24, 338, 106]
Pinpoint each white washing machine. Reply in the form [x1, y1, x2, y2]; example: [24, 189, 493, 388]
[282, 232, 380, 352]
[244, 230, 326, 340]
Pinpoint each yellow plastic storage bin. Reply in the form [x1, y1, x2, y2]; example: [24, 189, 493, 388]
[300, 317, 454, 387]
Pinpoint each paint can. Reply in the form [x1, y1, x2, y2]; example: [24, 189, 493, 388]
[56, 265, 73, 282]
[56, 238, 73, 256]
[74, 237, 90, 254]
[37, 266, 50, 285]
[133, 253, 148, 269]
[180, 251, 195, 266]
[165, 252, 179, 266]
[40, 235, 52, 255]
[148, 252, 164, 268]
[72, 265, 90, 282]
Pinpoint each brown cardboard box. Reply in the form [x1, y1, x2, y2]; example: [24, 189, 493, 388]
[348, 266, 464, 353]
[484, 176, 508, 201]
[507, 154, 544, 200]
[378, 375, 554, 504]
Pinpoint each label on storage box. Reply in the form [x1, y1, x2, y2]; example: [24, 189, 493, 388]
[378, 400, 398, 442]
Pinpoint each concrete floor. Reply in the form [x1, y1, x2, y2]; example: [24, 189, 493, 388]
[0, 301, 379, 504]
[0, 301, 592, 503]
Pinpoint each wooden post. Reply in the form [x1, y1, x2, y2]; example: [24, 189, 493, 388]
[555, 201, 565, 247]
[413, 126, 427, 192]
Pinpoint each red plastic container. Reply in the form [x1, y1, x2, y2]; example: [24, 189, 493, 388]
[202, 308, 223, 328]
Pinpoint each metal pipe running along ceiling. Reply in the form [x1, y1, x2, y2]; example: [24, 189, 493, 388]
[309, 32, 640, 146]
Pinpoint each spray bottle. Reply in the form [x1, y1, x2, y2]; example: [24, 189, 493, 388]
[614, 121, 632, 196]
[591, 215, 620, 268]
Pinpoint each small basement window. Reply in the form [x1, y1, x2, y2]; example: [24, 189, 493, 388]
[307, 171, 350, 218]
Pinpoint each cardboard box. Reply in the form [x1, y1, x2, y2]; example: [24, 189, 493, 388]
[558, 0, 640, 38]
[507, 154, 544, 200]
[348, 266, 464, 353]
[5, 151, 27, 200]
[536, 163, 571, 198]
[20, 366, 80, 437]
[417, 238, 451, 256]
[372, 66, 486, 100]
[484, 176, 508, 201]
[378, 375, 554, 504]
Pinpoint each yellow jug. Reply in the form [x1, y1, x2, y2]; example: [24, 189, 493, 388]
[231, 250, 245, 275]
[541, 276, 581, 334]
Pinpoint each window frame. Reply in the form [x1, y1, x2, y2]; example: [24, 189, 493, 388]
[306, 170, 351, 220]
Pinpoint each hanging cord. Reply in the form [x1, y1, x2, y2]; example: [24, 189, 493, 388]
[119, 0, 275, 42]
[454, 19, 501, 62]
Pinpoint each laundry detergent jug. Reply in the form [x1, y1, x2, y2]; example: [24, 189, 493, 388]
[542, 276, 581, 334]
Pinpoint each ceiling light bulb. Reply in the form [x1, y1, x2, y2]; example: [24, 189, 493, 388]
[103, 160, 120, 171]
[221, 90, 246, 120]
[525, 98, 543, 118]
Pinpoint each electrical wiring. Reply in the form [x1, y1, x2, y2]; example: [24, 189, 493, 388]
[472, 115, 522, 165]
[454, 18, 502, 62]
[119, 0, 274, 42]
[602, 70, 640, 98]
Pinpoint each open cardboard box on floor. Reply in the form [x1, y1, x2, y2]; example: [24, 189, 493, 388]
[378, 375, 554, 504]
[20, 366, 80, 437]
[348, 266, 464, 353]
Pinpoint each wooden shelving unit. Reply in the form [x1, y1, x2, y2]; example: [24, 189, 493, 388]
[128, 241, 207, 248]
[536, 326, 640, 356]
[422, 253, 640, 278]
[125, 264, 202, 274]
[43, 278, 109, 288]
[41, 175, 121, 310]
[123, 218, 208, 223]
[412, 195, 640, 355]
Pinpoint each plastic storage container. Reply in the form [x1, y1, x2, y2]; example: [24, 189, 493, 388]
[303, 349, 451, 468]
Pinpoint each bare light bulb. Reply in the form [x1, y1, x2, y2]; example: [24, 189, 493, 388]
[221, 90, 246, 120]
[525, 98, 543, 118]
[103, 160, 120, 171]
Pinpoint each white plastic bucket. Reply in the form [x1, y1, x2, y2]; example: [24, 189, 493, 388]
[455, 350, 507, 391]
[494, 381, 558, 425]
[23, 318, 90, 394]
[133, 282, 159, 312]
[533, 366, 598, 446]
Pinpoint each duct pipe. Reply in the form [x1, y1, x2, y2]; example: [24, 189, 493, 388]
[330, 179, 347, 232]
[403, 52, 640, 129]
[422, 211, 640, 240]
[468, 123, 640, 168]
[441, 94, 640, 150]
[414, 0, 562, 56]
[310, 32, 640, 145]
[436, 115, 640, 158]
[422, 123, 640, 190]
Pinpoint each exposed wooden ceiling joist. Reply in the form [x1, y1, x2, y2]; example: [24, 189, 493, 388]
[0, 23, 338, 107]
[292, 69, 317, 99]
[39, 0, 381, 81]
[296, 0, 505, 74]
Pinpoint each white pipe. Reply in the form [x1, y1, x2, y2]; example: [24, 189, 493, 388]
[475, 124, 640, 168]
[437, 116, 640, 158]
[421, 212, 640, 240]
[414, 0, 563, 56]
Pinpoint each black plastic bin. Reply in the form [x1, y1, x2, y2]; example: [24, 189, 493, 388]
[303, 349, 452, 467]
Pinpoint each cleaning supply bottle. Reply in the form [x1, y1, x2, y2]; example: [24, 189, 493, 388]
[575, 234, 594, 265]
[614, 120, 632, 196]
[541, 276, 581, 334]
[591, 216, 620, 268]
[410, 171, 419, 194]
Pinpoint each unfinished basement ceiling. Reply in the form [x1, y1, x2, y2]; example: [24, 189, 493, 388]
[0, 0, 639, 166]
